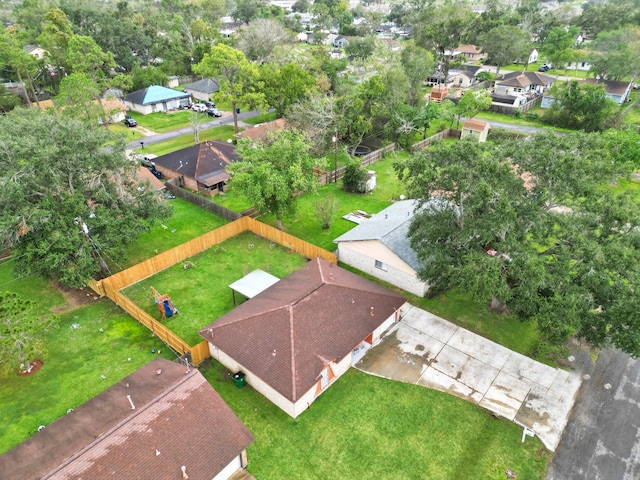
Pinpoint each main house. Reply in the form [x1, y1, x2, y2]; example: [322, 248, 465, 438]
[540, 78, 633, 109]
[334, 200, 429, 297]
[153, 140, 241, 195]
[199, 258, 407, 418]
[0, 358, 254, 480]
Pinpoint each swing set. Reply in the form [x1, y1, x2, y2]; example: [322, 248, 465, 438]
[149, 287, 179, 320]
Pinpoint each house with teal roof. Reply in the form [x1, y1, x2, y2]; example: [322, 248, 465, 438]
[124, 85, 190, 114]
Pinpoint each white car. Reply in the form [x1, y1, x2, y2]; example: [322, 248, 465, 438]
[191, 104, 207, 112]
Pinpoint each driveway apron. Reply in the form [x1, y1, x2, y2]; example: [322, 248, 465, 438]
[355, 305, 582, 451]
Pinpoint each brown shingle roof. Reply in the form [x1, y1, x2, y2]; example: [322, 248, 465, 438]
[584, 78, 632, 95]
[463, 119, 489, 132]
[199, 258, 406, 402]
[456, 44, 482, 55]
[0, 358, 253, 480]
[154, 141, 241, 187]
[236, 118, 286, 142]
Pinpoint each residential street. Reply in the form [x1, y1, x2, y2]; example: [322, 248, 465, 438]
[547, 349, 640, 480]
[126, 109, 261, 150]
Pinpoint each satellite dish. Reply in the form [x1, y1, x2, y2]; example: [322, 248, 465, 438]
[400, 194, 405, 200]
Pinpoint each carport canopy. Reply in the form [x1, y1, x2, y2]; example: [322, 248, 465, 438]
[229, 269, 279, 305]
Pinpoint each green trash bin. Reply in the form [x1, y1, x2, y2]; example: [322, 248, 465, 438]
[232, 372, 246, 388]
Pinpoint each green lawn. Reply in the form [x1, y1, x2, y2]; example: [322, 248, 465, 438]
[132, 126, 238, 157]
[127, 110, 194, 133]
[203, 361, 550, 480]
[0, 258, 65, 315]
[122, 232, 307, 345]
[242, 111, 278, 125]
[120, 198, 229, 268]
[259, 152, 408, 251]
[0, 299, 172, 455]
[108, 123, 144, 141]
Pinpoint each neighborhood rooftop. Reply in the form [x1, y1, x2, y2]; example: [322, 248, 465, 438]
[0, 358, 254, 480]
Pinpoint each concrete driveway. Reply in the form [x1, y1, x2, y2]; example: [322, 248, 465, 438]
[355, 305, 582, 451]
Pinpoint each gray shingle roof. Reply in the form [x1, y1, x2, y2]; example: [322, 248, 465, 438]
[334, 200, 421, 270]
[184, 78, 220, 94]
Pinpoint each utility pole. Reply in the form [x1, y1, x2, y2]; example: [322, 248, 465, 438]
[332, 127, 338, 183]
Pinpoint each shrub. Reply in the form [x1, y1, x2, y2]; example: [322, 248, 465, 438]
[342, 158, 368, 193]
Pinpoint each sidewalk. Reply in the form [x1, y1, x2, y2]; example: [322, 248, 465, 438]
[356, 305, 582, 451]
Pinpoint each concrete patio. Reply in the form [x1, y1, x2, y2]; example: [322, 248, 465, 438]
[355, 305, 582, 451]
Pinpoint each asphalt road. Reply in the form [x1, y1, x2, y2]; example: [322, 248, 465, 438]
[547, 348, 640, 480]
[126, 109, 261, 150]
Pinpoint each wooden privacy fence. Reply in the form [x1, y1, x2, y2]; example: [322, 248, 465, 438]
[316, 143, 398, 186]
[410, 128, 461, 153]
[89, 217, 336, 364]
[164, 178, 241, 222]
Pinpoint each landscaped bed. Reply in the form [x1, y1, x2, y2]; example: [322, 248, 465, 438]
[122, 232, 308, 345]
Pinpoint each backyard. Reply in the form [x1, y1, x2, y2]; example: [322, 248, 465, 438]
[122, 232, 308, 345]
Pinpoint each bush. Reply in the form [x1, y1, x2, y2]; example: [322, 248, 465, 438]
[315, 195, 338, 229]
[511, 110, 522, 119]
[342, 158, 368, 193]
[524, 112, 539, 122]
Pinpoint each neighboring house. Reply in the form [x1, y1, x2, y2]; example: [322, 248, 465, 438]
[36, 97, 126, 124]
[136, 166, 166, 190]
[199, 258, 407, 418]
[450, 65, 487, 88]
[23, 44, 46, 60]
[541, 78, 632, 108]
[334, 200, 429, 297]
[491, 93, 525, 107]
[584, 78, 632, 105]
[153, 140, 241, 195]
[461, 119, 490, 142]
[124, 85, 190, 114]
[494, 71, 555, 97]
[456, 44, 487, 62]
[425, 70, 454, 86]
[184, 78, 220, 102]
[234, 118, 286, 142]
[0, 358, 254, 480]
[565, 60, 592, 71]
[219, 21, 243, 38]
[333, 35, 350, 48]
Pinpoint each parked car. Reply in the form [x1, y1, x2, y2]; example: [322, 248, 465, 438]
[205, 107, 222, 117]
[124, 116, 137, 127]
[141, 154, 157, 168]
[192, 103, 207, 112]
[538, 64, 551, 72]
[205, 101, 216, 108]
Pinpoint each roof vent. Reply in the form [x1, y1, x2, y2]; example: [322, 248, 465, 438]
[181, 466, 189, 479]
[127, 395, 136, 410]
[370, 307, 375, 317]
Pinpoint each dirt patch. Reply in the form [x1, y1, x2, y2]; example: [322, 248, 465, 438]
[17, 359, 43, 376]
[50, 281, 100, 314]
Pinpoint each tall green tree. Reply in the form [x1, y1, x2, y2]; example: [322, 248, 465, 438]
[414, 5, 475, 82]
[542, 80, 619, 132]
[67, 35, 116, 83]
[454, 89, 492, 128]
[55, 72, 102, 124]
[261, 62, 317, 117]
[193, 44, 265, 133]
[395, 133, 640, 355]
[400, 43, 435, 107]
[0, 109, 171, 287]
[588, 27, 640, 81]
[232, 130, 320, 230]
[478, 25, 530, 81]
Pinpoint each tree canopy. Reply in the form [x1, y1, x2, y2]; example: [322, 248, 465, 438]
[232, 129, 320, 230]
[395, 133, 640, 356]
[0, 109, 171, 287]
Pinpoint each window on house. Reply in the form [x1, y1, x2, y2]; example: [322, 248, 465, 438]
[375, 260, 388, 271]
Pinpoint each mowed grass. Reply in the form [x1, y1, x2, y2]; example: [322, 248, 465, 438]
[132, 125, 238, 157]
[120, 198, 228, 267]
[122, 232, 307, 345]
[127, 110, 194, 133]
[108, 123, 145, 141]
[203, 361, 550, 480]
[0, 299, 173, 455]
